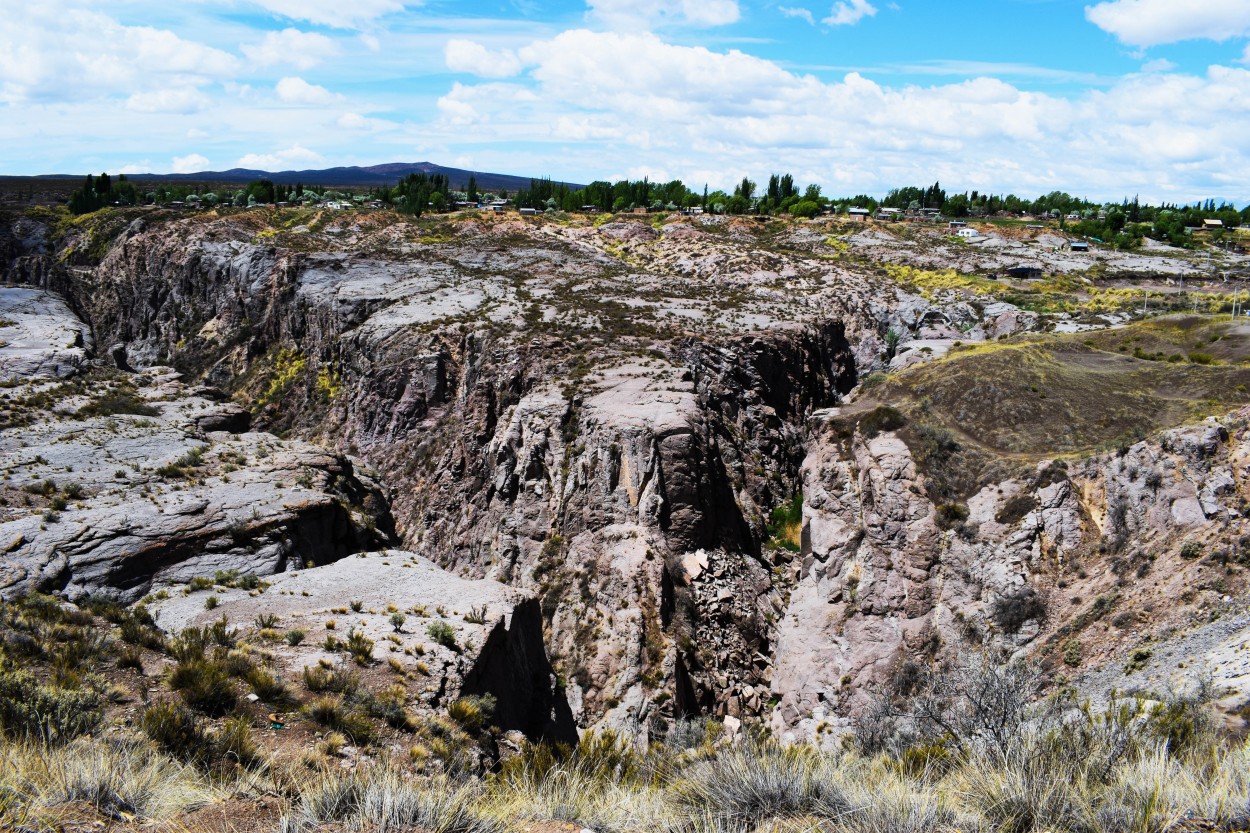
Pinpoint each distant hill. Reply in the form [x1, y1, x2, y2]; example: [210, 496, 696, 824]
[29, 162, 583, 193]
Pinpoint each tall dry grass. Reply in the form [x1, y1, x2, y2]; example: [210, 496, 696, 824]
[0, 735, 219, 827]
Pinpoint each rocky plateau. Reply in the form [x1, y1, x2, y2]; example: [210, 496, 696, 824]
[1, 204, 1249, 747]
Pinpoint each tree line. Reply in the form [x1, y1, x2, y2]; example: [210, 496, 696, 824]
[63, 170, 1250, 249]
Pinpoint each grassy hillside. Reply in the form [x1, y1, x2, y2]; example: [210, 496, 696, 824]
[863, 315, 1250, 459]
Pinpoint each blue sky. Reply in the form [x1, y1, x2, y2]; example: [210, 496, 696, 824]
[2, 0, 1249, 203]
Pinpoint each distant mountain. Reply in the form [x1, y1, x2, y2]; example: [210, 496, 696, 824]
[32, 162, 583, 193]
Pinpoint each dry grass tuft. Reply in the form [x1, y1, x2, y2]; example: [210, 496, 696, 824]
[0, 736, 218, 827]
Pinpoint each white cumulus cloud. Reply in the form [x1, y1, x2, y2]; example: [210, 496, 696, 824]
[0, 6, 237, 104]
[241, 28, 339, 70]
[336, 112, 393, 131]
[823, 0, 877, 26]
[1085, 0, 1250, 47]
[780, 6, 816, 25]
[275, 76, 340, 104]
[126, 88, 211, 113]
[586, 0, 740, 30]
[237, 145, 324, 170]
[172, 153, 210, 173]
[436, 28, 1250, 203]
[247, 0, 408, 29]
[444, 40, 525, 78]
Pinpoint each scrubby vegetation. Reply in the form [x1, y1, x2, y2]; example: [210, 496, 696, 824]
[865, 316, 1250, 463]
[2, 582, 1247, 833]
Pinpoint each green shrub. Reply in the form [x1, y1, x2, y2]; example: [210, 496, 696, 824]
[285, 628, 306, 646]
[767, 494, 803, 552]
[995, 493, 1038, 525]
[217, 716, 263, 768]
[991, 588, 1046, 633]
[936, 501, 970, 530]
[0, 670, 102, 742]
[671, 741, 848, 828]
[859, 405, 906, 438]
[1124, 647, 1153, 674]
[119, 616, 165, 651]
[1147, 698, 1212, 756]
[345, 629, 374, 666]
[305, 696, 374, 745]
[363, 687, 417, 732]
[306, 696, 344, 726]
[185, 576, 214, 593]
[221, 649, 254, 678]
[427, 621, 458, 651]
[169, 659, 237, 717]
[246, 666, 291, 704]
[1062, 639, 1082, 667]
[283, 766, 493, 832]
[141, 700, 215, 765]
[77, 390, 160, 418]
[302, 663, 359, 695]
[897, 742, 954, 778]
[80, 594, 126, 622]
[447, 695, 496, 733]
[117, 645, 144, 672]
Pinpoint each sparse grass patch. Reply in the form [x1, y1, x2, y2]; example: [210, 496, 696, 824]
[280, 767, 497, 833]
[868, 318, 1250, 459]
[76, 388, 159, 418]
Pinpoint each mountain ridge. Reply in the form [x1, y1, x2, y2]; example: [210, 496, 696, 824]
[21, 161, 584, 192]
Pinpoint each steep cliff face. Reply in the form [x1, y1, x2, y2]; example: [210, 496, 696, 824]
[771, 413, 1250, 742]
[322, 322, 859, 729]
[2, 210, 877, 731]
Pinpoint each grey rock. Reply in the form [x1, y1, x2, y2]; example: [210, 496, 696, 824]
[0, 288, 91, 380]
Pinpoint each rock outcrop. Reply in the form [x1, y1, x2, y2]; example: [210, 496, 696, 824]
[0, 287, 91, 379]
[769, 411, 1250, 742]
[152, 549, 577, 744]
[3, 206, 1248, 738]
[0, 287, 393, 602]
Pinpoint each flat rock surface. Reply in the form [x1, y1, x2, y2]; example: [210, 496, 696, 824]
[0, 287, 91, 379]
[0, 371, 389, 601]
[152, 549, 522, 677]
